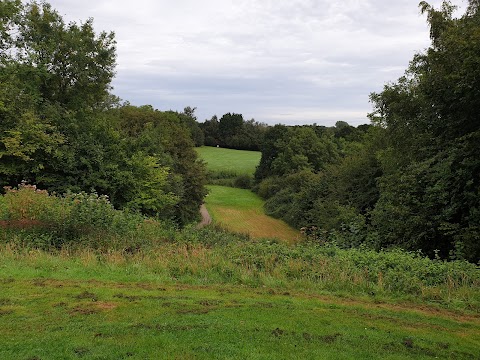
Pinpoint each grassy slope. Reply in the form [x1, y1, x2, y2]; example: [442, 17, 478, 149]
[205, 185, 301, 242]
[196, 146, 299, 241]
[1, 250, 479, 360]
[196, 146, 261, 175]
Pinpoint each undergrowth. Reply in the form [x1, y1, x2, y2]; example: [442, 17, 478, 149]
[206, 170, 254, 189]
[0, 183, 170, 250]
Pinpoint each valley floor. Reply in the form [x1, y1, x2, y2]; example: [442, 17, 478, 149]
[204, 185, 301, 243]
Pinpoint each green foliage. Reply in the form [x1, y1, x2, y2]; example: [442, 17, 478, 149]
[233, 174, 253, 189]
[219, 112, 243, 139]
[0, 183, 62, 222]
[0, 183, 171, 249]
[178, 106, 204, 147]
[123, 154, 179, 215]
[0, 2, 206, 226]
[0, 111, 64, 183]
[255, 125, 339, 180]
[100, 105, 207, 224]
[255, 2, 480, 262]
[263, 170, 319, 227]
[201, 113, 267, 151]
[371, 131, 480, 258]
[255, 176, 283, 199]
[368, 1, 480, 261]
[13, 2, 116, 111]
[258, 125, 382, 248]
[272, 127, 337, 175]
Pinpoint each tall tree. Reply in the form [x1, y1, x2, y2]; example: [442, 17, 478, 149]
[106, 105, 207, 224]
[0, 2, 206, 225]
[178, 107, 204, 147]
[369, 1, 480, 260]
[1, 1, 117, 187]
[200, 115, 221, 147]
[13, 1, 116, 112]
[255, 125, 339, 179]
[219, 113, 244, 140]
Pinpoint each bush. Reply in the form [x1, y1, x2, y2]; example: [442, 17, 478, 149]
[0, 183, 164, 249]
[207, 170, 238, 181]
[256, 176, 282, 199]
[233, 174, 253, 189]
[1, 183, 65, 223]
[207, 171, 253, 189]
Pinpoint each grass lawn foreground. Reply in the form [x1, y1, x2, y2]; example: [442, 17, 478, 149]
[1, 250, 479, 360]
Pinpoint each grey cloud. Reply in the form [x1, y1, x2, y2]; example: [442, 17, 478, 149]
[45, 0, 459, 126]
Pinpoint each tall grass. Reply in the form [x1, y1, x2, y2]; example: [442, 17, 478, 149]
[0, 183, 171, 250]
[1, 184, 479, 310]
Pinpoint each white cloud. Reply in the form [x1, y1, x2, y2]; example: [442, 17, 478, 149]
[43, 0, 468, 125]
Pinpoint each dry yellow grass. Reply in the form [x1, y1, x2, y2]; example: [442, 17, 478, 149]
[205, 186, 302, 243]
[213, 207, 301, 242]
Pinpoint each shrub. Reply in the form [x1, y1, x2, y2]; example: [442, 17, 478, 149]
[256, 176, 282, 199]
[0, 183, 161, 249]
[233, 174, 253, 189]
[1, 183, 65, 223]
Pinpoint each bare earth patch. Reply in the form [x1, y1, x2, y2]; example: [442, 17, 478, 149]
[197, 204, 212, 228]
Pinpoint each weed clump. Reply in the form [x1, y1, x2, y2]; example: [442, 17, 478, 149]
[0, 183, 169, 250]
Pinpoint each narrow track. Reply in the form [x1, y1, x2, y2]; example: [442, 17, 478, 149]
[197, 204, 212, 228]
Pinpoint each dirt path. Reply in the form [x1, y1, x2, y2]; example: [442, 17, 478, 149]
[197, 204, 212, 228]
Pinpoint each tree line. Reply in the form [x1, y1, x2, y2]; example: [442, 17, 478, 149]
[180, 111, 268, 151]
[253, 1, 480, 262]
[0, 1, 206, 225]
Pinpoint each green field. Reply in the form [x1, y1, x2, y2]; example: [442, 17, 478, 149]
[196, 146, 261, 175]
[196, 147, 299, 242]
[1, 248, 479, 360]
[205, 185, 301, 242]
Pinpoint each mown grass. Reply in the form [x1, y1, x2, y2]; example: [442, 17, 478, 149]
[196, 148, 299, 241]
[1, 246, 479, 360]
[196, 146, 261, 176]
[205, 185, 301, 242]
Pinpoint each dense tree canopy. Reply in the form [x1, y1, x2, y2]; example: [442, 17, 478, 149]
[255, 1, 480, 262]
[255, 126, 338, 179]
[256, 123, 380, 243]
[0, 1, 206, 225]
[1, 0, 116, 186]
[368, 0, 480, 260]
[201, 113, 267, 151]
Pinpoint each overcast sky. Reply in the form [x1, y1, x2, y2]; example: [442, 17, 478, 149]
[45, 0, 467, 126]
